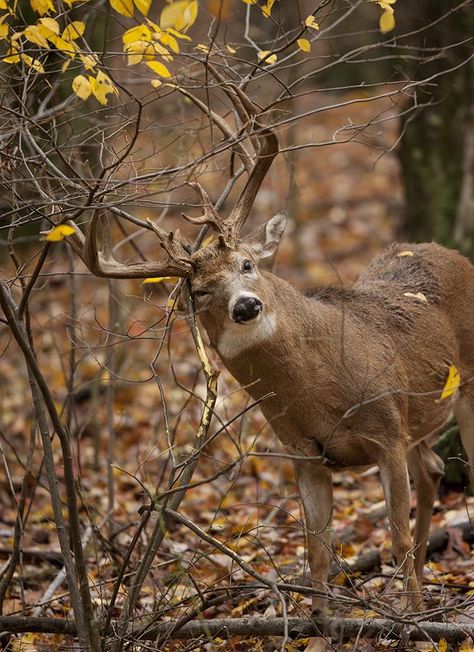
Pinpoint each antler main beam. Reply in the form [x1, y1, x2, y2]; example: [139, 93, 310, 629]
[67, 210, 194, 279]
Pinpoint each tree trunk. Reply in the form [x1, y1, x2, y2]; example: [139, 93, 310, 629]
[398, 2, 473, 257]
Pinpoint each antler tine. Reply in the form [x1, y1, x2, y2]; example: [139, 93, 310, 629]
[146, 218, 195, 272]
[205, 70, 279, 241]
[70, 209, 193, 279]
[182, 182, 234, 242]
[228, 122, 279, 240]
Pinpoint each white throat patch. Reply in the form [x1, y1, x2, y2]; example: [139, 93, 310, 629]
[217, 312, 277, 359]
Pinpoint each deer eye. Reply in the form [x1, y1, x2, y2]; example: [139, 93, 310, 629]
[194, 290, 211, 298]
[242, 259, 253, 273]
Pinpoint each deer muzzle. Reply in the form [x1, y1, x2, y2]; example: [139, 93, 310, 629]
[231, 295, 263, 324]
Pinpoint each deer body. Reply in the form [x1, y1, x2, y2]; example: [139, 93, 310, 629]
[194, 235, 474, 612]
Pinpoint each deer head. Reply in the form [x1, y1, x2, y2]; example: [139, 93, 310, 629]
[67, 80, 283, 348]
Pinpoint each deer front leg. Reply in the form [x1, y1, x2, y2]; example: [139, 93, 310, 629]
[379, 450, 423, 611]
[293, 461, 333, 615]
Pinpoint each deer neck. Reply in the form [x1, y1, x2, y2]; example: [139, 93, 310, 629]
[202, 273, 334, 389]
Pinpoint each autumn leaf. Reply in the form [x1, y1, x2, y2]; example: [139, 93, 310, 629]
[21, 53, 45, 72]
[62, 20, 85, 40]
[38, 17, 59, 33]
[41, 224, 76, 241]
[439, 365, 461, 401]
[0, 18, 8, 40]
[133, 0, 151, 16]
[146, 60, 172, 77]
[257, 50, 277, 64]
[297, 38, 311, 52]
[261, 0, 274, 18]
[403, 292, 427, 302]
[29, 0, 54, 16]
[72, 74, 92, 99]
[109, 0, 133, 17]
[142, 277, 176, 284]
[160, 0, 197, 33]
[123, 24, 152, 45]
[23, 25, 49, 47]
[88, 70, 118, 105]
[379, 9, 395, 33]
[305, 15, 319, 30]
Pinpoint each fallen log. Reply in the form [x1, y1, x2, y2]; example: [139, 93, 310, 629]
[0, 614, 472, 645]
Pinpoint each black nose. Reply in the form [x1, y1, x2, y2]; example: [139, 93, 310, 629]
[232, 296, 263, 323]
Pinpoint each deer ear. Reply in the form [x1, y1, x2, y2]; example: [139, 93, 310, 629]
[244, 213, 287, 260]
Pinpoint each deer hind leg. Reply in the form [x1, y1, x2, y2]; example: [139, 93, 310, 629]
[379, 450, 423, 611]
[407, 441, 444, 584]
[293, 462, 333, 615]
[454, 388, 474, 491]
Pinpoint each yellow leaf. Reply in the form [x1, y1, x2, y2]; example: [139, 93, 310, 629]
[146, 60, 171, 77]
[159, 31, 179, 53]
[3, 49, 20, 63]
[133, 0, 151, 16]
[0, 22, 8, 39]
[89, 71, 118, 105]
[150, 79, 162, 88]
[257, 50, 277, 64]
[297, 38, 311, 52]
[438, 640, 448, 652]
[195, 43, 209, 53]
[38, 17, 59, 33]
[48, 33, 77, 55]
[439, 365, 461, 401]
[403, 292, 427, 302]
[123, 24, 151, 45]
[146, 40, 172, 60]
[80, 53, 97, 69]
[30, 0, 54, 15]
[42, 224, 76, 242]
[20, 53, 45, 72]
[24, 25, 49, 47]
[241, 0, 256, 3]
[125, 40, 148, 65]
[160, 0, 197, 32]
[62, 21, 85, 41]
[261, 0, 274, 18]
[0, 0, 8, 8]
[110, 0, 133, 17]
[226, 44, 236, 53]
[379, 9, 395, 33]
[305, 15, 319, 29]
[397, 250, 414, 257]
[72, 74, 92, 99]
[142, 276, 176, 284]
[166, 27, 191, 40]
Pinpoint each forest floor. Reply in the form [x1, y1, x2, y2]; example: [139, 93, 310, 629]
[0, 87, 473, 651]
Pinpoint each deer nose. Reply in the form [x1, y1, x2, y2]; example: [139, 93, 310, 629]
[232, 296, 263, 323]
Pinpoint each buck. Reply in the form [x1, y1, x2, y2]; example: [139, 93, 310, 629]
[68, 85, 474, 626]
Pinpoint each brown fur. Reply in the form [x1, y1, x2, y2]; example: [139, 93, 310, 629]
[192, 233, 474, 613]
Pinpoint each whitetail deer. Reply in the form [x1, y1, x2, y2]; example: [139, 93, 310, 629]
[68, 83, 474, 621]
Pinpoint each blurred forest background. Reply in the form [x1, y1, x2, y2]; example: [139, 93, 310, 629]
[0, 0, 473, 650]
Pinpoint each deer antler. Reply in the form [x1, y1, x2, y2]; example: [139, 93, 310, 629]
[181, 79, 279, 247]
[68, 208, 194, 279]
